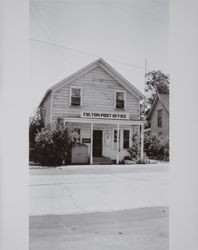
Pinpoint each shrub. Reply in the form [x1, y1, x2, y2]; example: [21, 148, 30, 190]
[144, 133, 169, 161]
[136, 155, 150, 164]
[29, 109, 44, 162]
[127, 133, 140, 161]
[35, 123, 79, 166]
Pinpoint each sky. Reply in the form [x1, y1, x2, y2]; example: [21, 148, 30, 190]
[30, 0, 169, 114]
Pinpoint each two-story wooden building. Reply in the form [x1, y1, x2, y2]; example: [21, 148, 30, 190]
[39, 58, 145, 164]
[148, 92, 169, 137]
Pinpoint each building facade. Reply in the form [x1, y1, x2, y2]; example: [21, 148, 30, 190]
[39, 58, 145, 164]
[148, 92, 169, 137]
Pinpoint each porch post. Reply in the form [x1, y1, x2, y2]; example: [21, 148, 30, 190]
[90, 122, 93, 164]
[140, 123, 144, 160]
[116, 123, 120, 164]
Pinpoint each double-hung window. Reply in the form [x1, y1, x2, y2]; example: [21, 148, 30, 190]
[70, 87, 82, 107]
[115, 91, 126, 109]
[157, 109, 162, 127]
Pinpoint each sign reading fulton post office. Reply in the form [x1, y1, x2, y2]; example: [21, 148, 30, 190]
[39, 58, 145, 164]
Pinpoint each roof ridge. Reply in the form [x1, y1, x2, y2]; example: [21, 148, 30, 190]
[39, 58, 144, 107]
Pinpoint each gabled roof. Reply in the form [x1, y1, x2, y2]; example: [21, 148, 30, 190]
[39, 58, 144, 107]
[148, 92, 169, 118]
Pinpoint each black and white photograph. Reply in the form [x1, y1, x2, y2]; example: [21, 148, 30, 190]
[2, 1, 198, 250]
[29, 0, 169, 249]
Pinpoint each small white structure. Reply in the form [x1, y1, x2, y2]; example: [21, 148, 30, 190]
[39, 58, 145, 164]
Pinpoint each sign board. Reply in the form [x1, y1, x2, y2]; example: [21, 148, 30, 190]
[82, 138, 91, 143]
[81, 112, 129, 120]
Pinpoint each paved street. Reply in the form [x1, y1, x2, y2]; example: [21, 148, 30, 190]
[30, 207, 168, 250]
[30, 164, 169, 215]
[30, 164, 169, 250]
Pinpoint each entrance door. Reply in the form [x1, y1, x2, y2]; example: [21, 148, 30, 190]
[93, 130, 103, 157]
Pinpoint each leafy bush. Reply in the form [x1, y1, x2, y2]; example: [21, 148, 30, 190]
[35, 123, 79, 166]
[144, 133, 169, 161]
[29, 109, 44, 162]
[127, 133, 140, 161]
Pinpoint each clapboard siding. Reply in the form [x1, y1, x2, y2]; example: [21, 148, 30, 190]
[51, 66, 140, 123]
[69, 123, 140, 161]
[150, 101, 169, 137]
[41, 92, 51, 126]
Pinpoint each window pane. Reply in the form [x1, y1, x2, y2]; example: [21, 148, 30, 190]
[123, 130, 129, 149]
[116, 92, 124, 100]
[116, 92, 125, 109]
[72, 88, 81, 97]
[71, 97, 80, 106]
[114, 130, 117, 142]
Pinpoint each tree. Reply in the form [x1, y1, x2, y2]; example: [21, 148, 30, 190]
[29, 108, 44, 149]
[141, 70, 169, 123]
[29, 108, 44, 162]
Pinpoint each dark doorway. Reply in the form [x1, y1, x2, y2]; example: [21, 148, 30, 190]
[93, 130, 103, 157]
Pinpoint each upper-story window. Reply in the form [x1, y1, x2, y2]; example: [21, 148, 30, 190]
[70, 87, 82, 107]
[115, 91, 126, 109]
[157, 109, 163, 127]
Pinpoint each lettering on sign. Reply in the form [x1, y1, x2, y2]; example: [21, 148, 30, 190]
[81, 112, 129, 120]
[82, 138, 91, 143]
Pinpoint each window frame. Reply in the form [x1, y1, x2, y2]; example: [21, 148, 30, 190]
[114, 90, 126, 110]
[157, 109, 163, 127]
[69, 86, 82, 107]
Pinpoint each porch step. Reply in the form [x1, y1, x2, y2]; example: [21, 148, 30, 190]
[93, 156, 112, 165]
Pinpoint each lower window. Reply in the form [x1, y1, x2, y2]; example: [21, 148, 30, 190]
[123, 130, 130, 149]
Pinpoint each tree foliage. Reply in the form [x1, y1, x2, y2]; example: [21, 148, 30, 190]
[144, 133, 169, 161]
[29, 108, 44, 149]
[141, 70, 169, 123]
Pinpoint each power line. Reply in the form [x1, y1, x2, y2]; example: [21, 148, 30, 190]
[30, 38, 146, 71]
[104, 1, 168, 24]
[32, 3, 74, 68]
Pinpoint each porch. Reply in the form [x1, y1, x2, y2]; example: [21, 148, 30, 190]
[64, 117, 144, 164]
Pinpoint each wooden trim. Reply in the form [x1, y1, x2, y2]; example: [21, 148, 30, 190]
[130, 126, 132, 147]
[64, 117, 144, 126]
[98, 61, 144, 100]
[52, 62, 98, 93]
[50, 91, 53, 125]
[39, 58, 144, 107]
[116, 123, 120, 164]
[90, 122, 93, 164]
